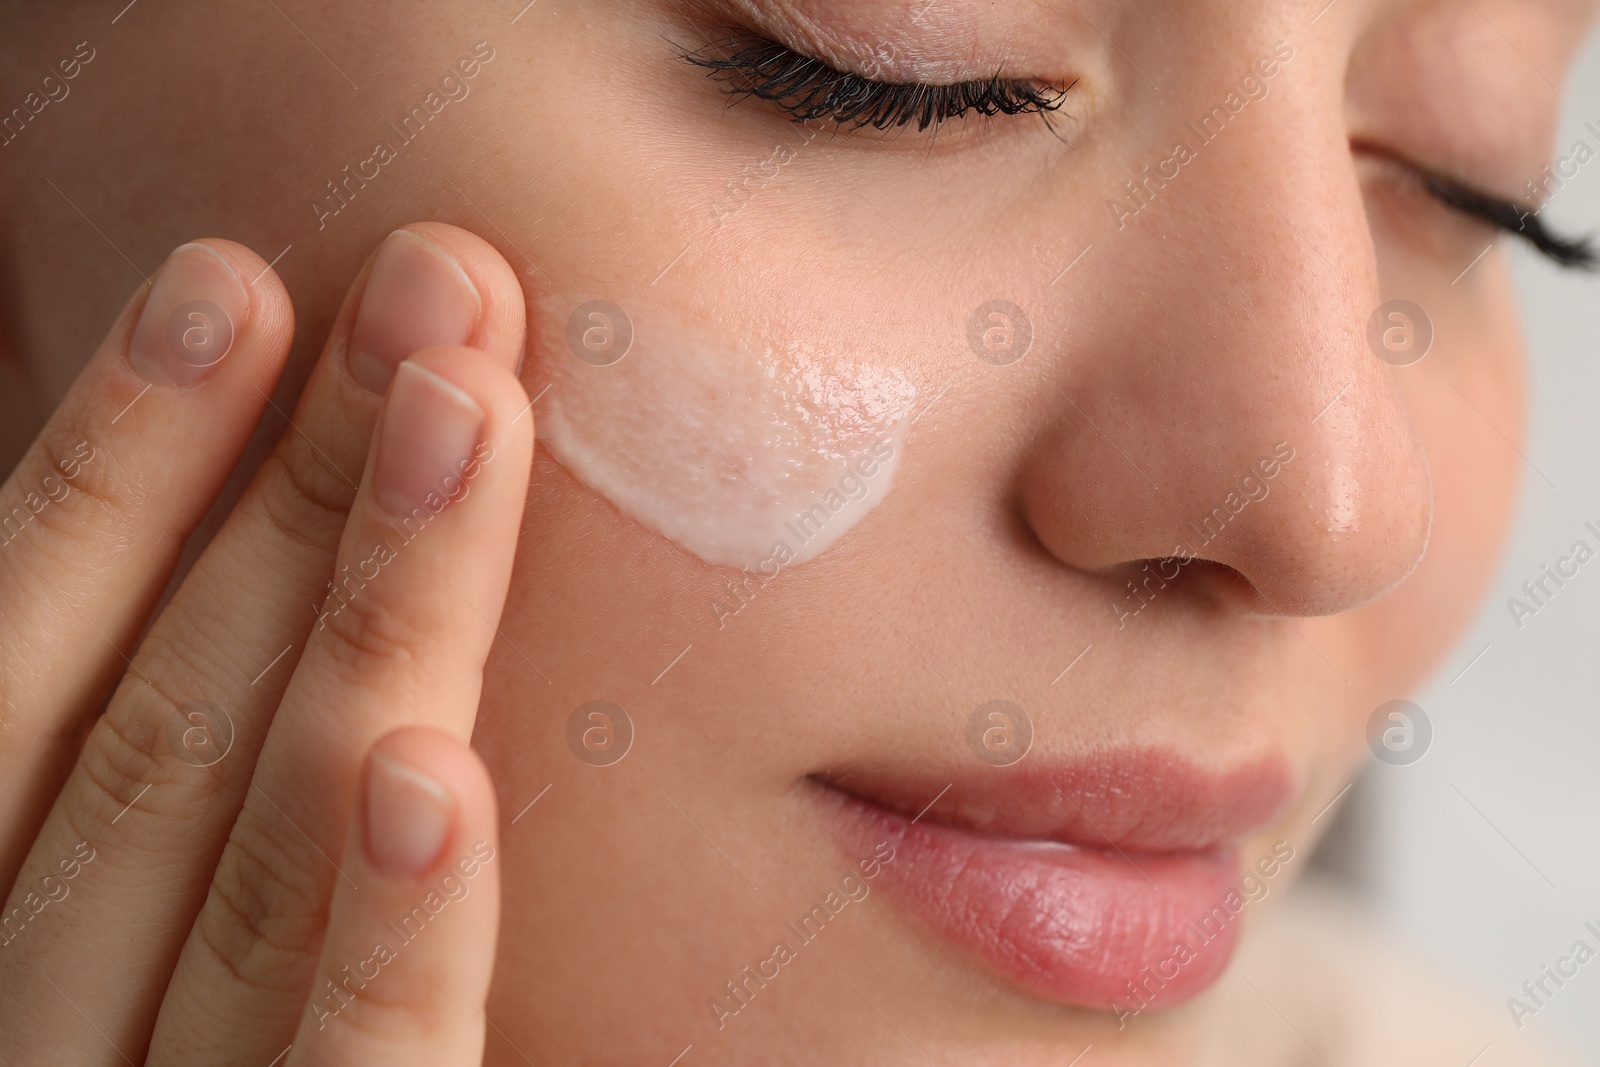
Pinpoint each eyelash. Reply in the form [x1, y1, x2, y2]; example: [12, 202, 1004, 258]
[683, 37, 1069, 133]
[1422, 173, 1597, 270]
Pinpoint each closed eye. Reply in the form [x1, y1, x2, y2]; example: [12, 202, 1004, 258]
[681, 35, 1071, 134]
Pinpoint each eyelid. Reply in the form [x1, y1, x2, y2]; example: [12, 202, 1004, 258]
[703, 0, 1016, 84]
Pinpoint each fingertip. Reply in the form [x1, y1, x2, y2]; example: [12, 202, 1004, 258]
[290, 726, 500, 1065]
[342, 225, 526, 395]
[403, 345, 535, 445]
[368, 726, 499, 855]
[391, 222, 527, 362]
[187, 237, 297, 363]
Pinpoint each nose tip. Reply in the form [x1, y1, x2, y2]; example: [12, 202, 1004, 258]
[1018, 372, 1436, 620]
[1223, 400, 1435, 616]
[1016, 244, 1439, 618]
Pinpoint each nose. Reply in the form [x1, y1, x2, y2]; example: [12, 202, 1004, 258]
[1017, 68, 1433, 618]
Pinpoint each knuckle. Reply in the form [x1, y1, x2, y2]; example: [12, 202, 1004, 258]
[1, 429, 124, 557]
[314, 580, 430, 678]
[318, 969, 454, 1045]
[35, 424, 121, 510]
[73, 677, 233, 834]
[75, 694, 173, 827]
[254, 437, 360, 562]
[195, 805, 330, 993]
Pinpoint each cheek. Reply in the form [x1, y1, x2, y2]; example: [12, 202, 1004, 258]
[532, 297, 917, 570]
[1343, 265, 1525, 704]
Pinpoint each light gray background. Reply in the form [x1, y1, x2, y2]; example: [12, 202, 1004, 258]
[1340, 21, 1600, 1063]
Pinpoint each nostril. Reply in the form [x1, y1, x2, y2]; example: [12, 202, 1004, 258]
[1105, 557, 1263, 629]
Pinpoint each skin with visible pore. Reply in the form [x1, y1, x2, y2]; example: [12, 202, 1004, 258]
[1, 0, 1597, 1064]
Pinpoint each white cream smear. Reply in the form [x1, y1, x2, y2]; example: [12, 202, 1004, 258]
[538, 301, 917, 571]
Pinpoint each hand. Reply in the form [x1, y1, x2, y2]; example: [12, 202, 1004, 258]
[0, 224, 533, 1066]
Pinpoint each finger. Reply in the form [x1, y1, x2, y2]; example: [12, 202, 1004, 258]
[0, 226, 524, 1067]
[285, 728, 501, 1067]
[155, 344, 533, 1066]
[0, 240, 292, 881]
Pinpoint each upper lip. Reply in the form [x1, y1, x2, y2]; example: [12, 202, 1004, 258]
[812, 747, 1297, 854]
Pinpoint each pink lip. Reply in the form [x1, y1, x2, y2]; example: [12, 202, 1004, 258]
[813, 751, 1296, 1013]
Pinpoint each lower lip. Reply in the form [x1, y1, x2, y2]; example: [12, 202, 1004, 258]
[823, 789, 1248, 1012]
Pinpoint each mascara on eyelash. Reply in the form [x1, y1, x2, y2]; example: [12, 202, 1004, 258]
[1423, 172, 1597, 270]
[683, 36, 1070, 133]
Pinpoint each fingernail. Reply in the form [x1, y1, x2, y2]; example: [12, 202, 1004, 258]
[348, 230, 482, 394]
[127, 244, 249, 386]
[365, 749, 455, 879]
[372, 361, 484, 519]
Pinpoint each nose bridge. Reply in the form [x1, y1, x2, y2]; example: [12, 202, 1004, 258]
[1019, 58, 1434, 616]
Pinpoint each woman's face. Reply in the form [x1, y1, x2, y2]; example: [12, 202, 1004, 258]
[7, 0, 1596, 1061]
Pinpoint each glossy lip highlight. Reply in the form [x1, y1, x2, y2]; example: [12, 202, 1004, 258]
[812, 750, 1296, 1012]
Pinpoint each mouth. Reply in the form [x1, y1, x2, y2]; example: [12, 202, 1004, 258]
[810, 750, 1297, 1015]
